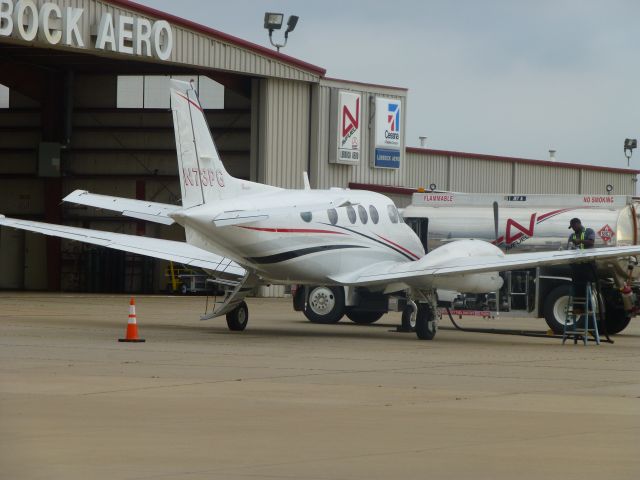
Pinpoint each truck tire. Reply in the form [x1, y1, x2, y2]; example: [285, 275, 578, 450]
[415, 303, 437, 340]
[602, 303, 632, 334]
[346, 309, 384, 325]
[543, 284, 572, 333]
[304, 286, 345, 324]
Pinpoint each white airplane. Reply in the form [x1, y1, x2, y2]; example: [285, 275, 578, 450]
[2, 79, 640, 340]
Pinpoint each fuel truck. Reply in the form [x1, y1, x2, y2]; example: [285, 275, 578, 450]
[293, 192, 640, 334]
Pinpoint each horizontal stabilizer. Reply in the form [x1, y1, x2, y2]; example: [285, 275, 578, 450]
[63, 190, 179, 225]
[0, 216, 245, 277]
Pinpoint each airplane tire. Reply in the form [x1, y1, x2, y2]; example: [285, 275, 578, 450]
[543, 284, 572, 333]
[400, 305, 416, 332]
[304, 286, 345, 324]
[226, 301, 249, 331]
[346, 309, 384, 325]
[415, 303, 437, 340]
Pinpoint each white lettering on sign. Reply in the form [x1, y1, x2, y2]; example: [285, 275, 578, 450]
[38, 3, 61, 44]
[0, 0, 172, 59]
[14, 0, 37, 41]
[95, 13, 116, 51]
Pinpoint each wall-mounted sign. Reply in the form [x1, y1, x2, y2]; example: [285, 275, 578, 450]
[0, 0, 173, 60]
[329, 90, 361, 165]
[372, 97, 402, 169]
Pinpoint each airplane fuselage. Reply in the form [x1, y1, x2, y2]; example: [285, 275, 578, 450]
[171, 189, 424, 284]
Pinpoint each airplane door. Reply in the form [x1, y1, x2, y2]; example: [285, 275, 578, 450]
[407, 218, 429, 253]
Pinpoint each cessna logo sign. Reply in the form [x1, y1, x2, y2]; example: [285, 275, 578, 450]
[329, 90, 361, 165]
[373, 97, 402, 169]
[0, 0, 173, 60]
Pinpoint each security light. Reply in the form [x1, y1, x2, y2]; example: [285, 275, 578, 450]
[624, 138, 637, 166]
[264, 12, 299, 52]
[285, 15, 299, 35]
[264, 12, 283, 31]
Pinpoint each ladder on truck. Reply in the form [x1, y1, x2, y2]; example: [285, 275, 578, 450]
[562, 283, 600, 345]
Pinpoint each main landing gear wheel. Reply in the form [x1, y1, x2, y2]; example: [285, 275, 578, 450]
[304, 286, 345, 324]
[346, 309, 384, 325]
[400, 305, 416, 332]
[226, 301, 249, 331]
[415, 303, 437, 340]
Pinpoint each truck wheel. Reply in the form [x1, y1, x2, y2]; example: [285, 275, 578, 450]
[415, 303, 437, 340]
[226, 301, 249, 331]
[304, 286, 345, 324]
[346, 309, 384, 324]
[602, 304, 632, 334]
[543, 284, 572, 333]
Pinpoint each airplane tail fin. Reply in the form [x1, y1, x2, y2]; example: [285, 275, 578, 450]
[170, 79, 261, 207]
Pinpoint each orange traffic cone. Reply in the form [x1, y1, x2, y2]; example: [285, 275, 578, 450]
[119, 297, 145, 342]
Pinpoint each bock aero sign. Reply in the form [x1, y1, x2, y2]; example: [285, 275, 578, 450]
[373, 97, 402, 169]
[0, 0, 173, 60]
[329, 90, 361, 165]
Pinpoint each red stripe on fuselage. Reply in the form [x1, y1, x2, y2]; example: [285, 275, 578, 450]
[375, 234, 421, 260]
[176, 92, 204, 112]
[238, 226, 345, 234]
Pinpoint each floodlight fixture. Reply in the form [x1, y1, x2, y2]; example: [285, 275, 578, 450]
[264, 12, 283, 31]
[264, 13, 299, 52]
[624, 138, 637, 166]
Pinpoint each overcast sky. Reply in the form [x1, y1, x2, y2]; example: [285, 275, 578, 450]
[139, 0, 639, 169]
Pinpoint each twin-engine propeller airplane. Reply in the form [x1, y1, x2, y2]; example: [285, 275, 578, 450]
[3, 79, 640, 340]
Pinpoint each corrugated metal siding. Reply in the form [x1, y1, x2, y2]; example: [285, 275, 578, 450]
[403, 151, 637, 195]
[513, 163, 580, 194]
[404, 151, 448, 190]
[312, 85, 406, 189]
[14, 1, 320, 82]
[261, 79, 310, 188]
[449, 157, 512, 193]
[581, 169, 635, 195]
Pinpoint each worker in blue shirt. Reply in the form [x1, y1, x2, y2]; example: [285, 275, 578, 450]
[568, 217, 595, 249]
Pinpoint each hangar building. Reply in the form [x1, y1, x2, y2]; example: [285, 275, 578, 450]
[1, 0, 637, 293]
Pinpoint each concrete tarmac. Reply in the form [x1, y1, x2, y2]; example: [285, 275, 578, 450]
[1, 293, 639, 480]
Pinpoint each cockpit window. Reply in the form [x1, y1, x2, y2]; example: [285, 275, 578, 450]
[346, 205, 357, 224]
[300, 211, 312, 223]
[369, 205, 379, 224]
[387, 204, 399, 223]
[357, 205, 368, 224]
[327, 208, 338, 225]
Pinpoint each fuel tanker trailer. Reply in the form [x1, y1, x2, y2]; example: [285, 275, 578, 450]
[293, 192, 640, 334]
[402, 192, 640, 333]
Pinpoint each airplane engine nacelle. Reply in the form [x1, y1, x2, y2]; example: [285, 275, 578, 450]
[430, 272, 504, 293]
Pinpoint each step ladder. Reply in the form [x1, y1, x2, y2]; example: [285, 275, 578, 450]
[562, 282, 600, 345]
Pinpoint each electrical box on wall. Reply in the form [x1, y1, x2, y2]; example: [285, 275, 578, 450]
[38, 142, 61, 177]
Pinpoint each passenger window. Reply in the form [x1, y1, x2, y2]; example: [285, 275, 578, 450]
[357, 205, 368, 224]
[369, 205, 379, 224]
[300, 211, 312, 223]
[346, 205, 357, 224]
[387, 204, 398, 223]
[327, 208, 338, 225]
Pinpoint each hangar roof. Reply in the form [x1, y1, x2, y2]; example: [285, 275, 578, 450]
[109, 0, 326, 78]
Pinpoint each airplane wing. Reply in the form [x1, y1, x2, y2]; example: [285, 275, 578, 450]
[0, 215, 245, 276]
[213, 198, 358, 227]
[63, 190, 179, 225]
[330, 241, 640, 287]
